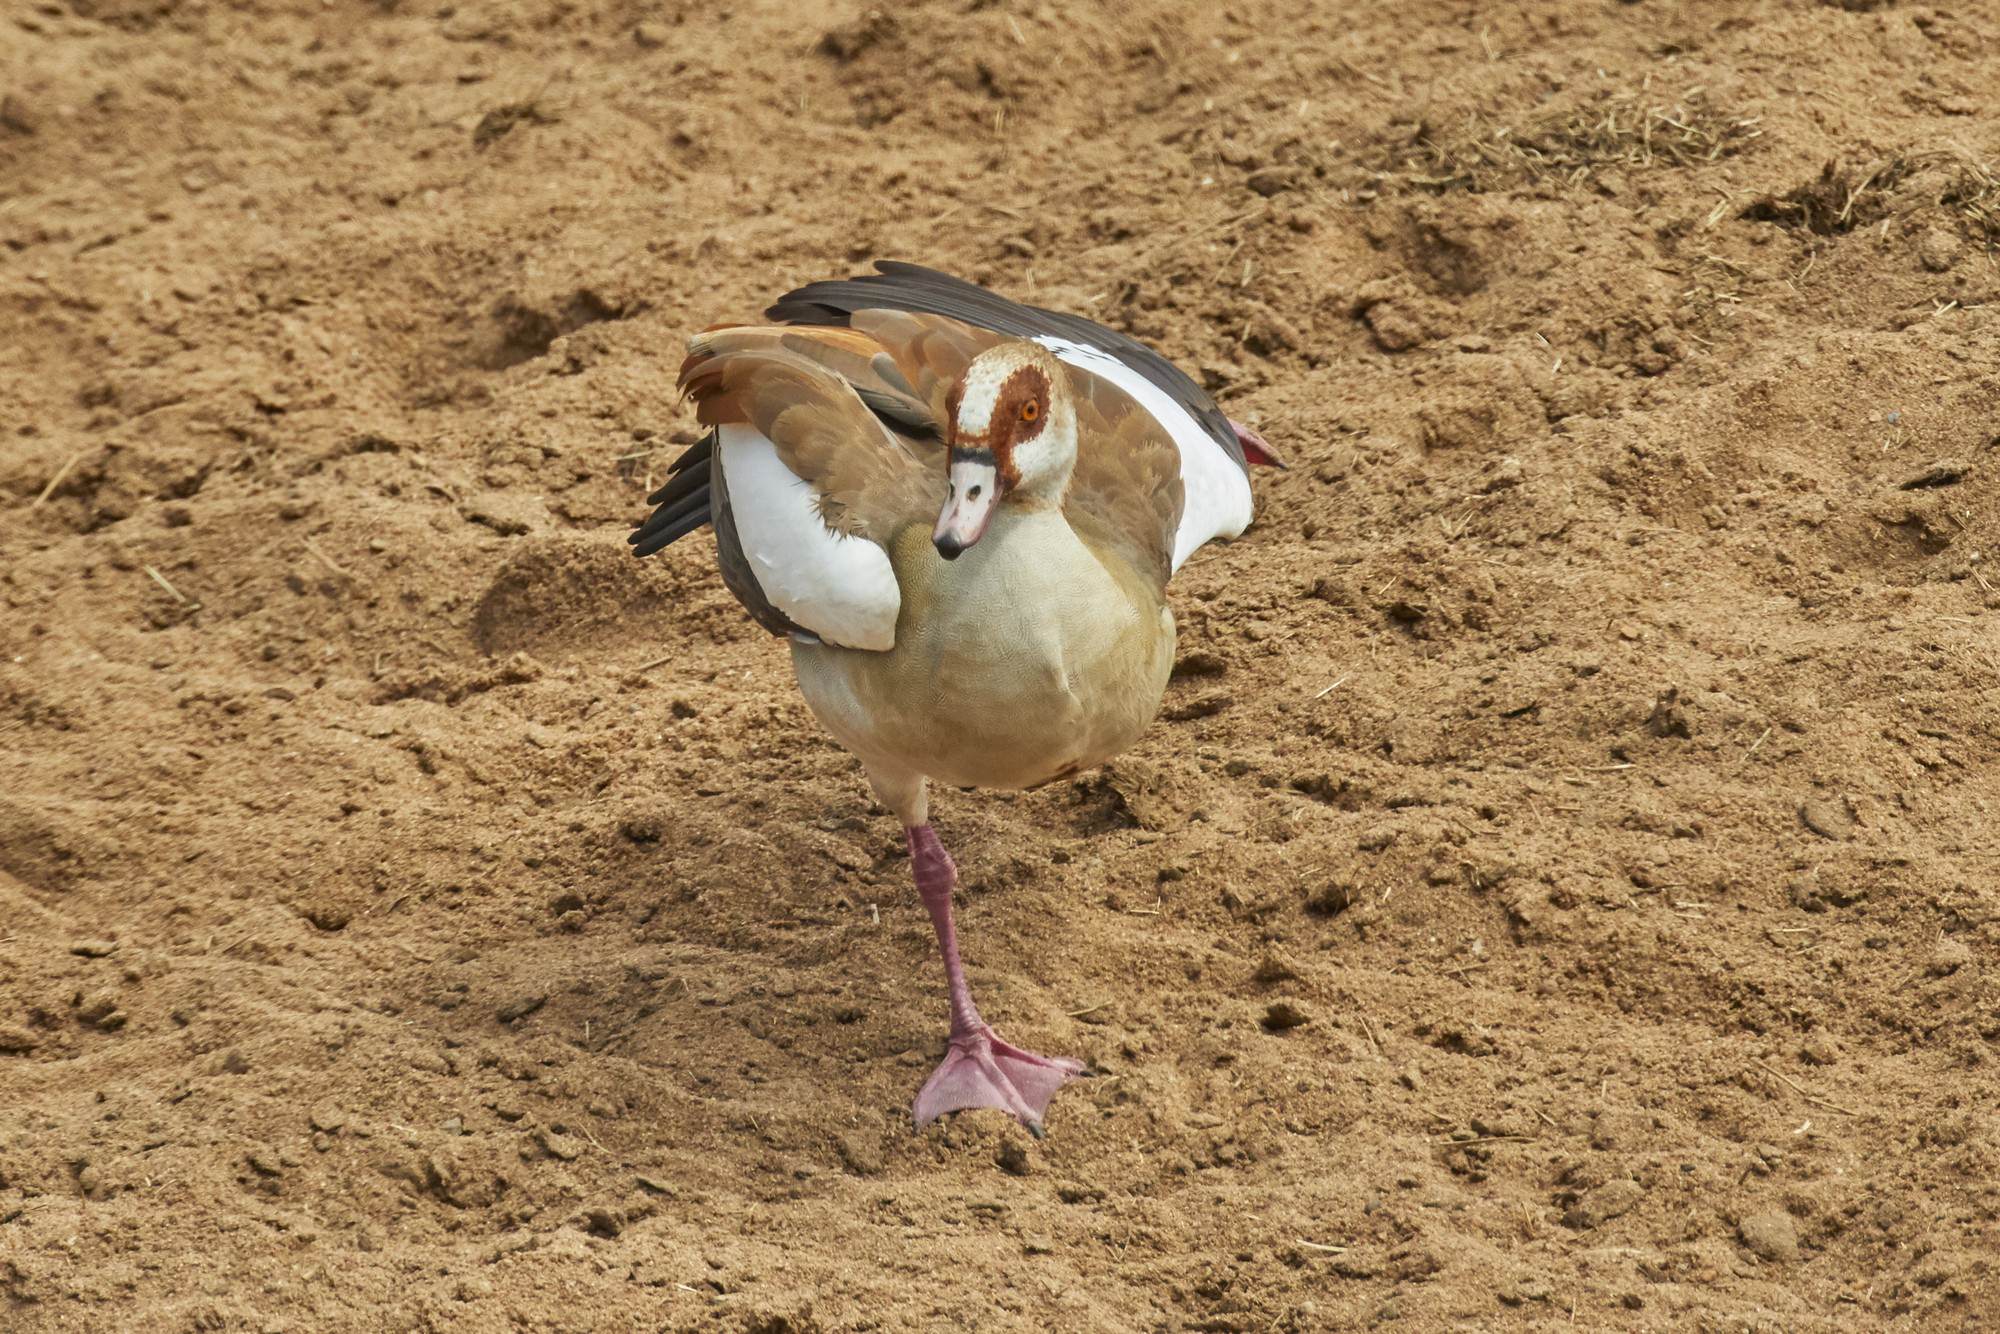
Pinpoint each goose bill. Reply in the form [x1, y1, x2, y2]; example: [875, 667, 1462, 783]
[932, 458, 1001, 560]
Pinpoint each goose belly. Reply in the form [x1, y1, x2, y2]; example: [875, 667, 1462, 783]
[790, 511, 1174, 791]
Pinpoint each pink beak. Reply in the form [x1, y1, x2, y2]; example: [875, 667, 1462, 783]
[933, 458, 1001, 560]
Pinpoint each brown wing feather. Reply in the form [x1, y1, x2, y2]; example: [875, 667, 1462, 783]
[843, 309, 999, 426]
[677, 330, 943, 542]
[1062, 364, 1184, 590]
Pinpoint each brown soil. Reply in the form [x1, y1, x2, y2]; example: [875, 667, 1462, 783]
[3, 1, 1998, 1329]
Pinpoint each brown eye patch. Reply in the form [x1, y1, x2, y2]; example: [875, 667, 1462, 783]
[995, 365, 1049, 446]
[947, 360, 1047, 490]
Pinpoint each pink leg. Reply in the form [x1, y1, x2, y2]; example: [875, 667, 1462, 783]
[907, 825, 1084, 1136]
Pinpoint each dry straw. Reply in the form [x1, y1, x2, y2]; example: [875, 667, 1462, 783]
[1364, 87, 1764, 194]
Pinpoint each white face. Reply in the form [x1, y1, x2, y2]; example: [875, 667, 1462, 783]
[932, 457, 999, 559]
[950, 356, 1017, 445]
[932, 345, 1070, 559]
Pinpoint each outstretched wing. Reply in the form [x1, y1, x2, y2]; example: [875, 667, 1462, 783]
[632, 327, 948, 652]
[766, 262, 1253, 575]
[767, 261, 1247, 472]
[631, 264, 1263, 642]
[678, 329, 945, 543]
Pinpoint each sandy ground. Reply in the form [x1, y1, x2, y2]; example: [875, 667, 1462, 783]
[3, 0, 1999, 1329]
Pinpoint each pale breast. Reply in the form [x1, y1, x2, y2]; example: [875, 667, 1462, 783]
[790, 508, 1175, 791]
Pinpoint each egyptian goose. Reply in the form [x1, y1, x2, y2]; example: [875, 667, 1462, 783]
[631, 263, 1281, 1134]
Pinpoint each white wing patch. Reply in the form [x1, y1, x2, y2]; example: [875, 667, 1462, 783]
[1031, 336, 1254, 573]
[716, 423, 901, 651]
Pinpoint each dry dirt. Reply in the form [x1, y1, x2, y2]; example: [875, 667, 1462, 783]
[4, 0, 1999, 1329]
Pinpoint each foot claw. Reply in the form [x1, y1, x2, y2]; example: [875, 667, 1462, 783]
[913, 1026, 1083, 1134]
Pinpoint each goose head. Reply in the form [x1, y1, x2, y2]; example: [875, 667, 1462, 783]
[932, 342, 1075, 559]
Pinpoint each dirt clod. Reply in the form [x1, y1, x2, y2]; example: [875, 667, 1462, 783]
[1928, 938, 1973, 976]
[1563, 1179, 1645, 1230]
[1916, 227, 1963, 272]
[835, 1132, 884, 1177]
[1798, 794, 1857, 841]
[1252, 954, 1301, 985]
[1739, 1211, 1800, 1263]
[1262, 1001, 1312, 1032]
[498, 994, 548, 1024]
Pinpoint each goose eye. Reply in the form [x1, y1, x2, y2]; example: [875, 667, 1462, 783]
[1020, 401, 1039, 423]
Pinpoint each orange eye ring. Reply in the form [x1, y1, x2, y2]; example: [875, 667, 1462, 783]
[1020, 401, 1040, 423]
